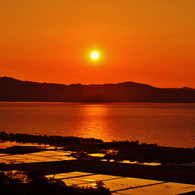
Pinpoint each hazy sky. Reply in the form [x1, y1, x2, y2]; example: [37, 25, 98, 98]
[1, 0, 195, 88]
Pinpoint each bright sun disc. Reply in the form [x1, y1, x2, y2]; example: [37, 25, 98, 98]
[91, 51, 99, 60]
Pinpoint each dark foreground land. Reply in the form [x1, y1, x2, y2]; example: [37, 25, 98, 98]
[10, 158, 195, 185]
[0, 165, 111, 195]
[0, 132, 195, 186]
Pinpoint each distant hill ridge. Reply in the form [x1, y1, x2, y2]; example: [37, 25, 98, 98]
[0, 76, 195, 103]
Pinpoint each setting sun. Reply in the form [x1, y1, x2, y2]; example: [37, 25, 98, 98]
[91, 51, 99, 60]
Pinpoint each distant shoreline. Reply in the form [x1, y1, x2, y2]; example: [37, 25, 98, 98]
[1, 76, 195, 103]
[1, 101, 195, 105]
[1, 101, 195, 103]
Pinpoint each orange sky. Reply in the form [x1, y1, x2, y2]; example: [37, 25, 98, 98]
[0, 0, 195, 88]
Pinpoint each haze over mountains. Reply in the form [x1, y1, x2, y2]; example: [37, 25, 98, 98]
[0, 76, 195, 103]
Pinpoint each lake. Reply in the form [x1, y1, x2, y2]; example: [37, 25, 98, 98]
[0, 102, 194, 148]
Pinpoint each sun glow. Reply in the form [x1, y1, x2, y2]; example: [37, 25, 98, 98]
[91, 51, 99, 60]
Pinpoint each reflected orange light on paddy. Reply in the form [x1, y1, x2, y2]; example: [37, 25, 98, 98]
[0, 141, 18, 149]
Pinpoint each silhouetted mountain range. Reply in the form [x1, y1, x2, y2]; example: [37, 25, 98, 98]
[0, 76, 195, 102]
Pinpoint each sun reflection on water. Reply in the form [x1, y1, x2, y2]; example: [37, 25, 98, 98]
[78, 104, 115, 141]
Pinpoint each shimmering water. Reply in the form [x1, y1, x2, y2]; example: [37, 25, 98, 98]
[0, 102, 194, 148]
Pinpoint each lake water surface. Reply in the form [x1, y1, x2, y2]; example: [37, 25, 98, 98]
[0, 102, 194, 148]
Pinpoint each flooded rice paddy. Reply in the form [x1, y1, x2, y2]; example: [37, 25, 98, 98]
[0, 141, 195, 194]
[45, 171, 195, 195]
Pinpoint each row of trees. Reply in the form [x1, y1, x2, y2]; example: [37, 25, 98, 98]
[0, 131, 103, 149]
[1, 131, 195, 164]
